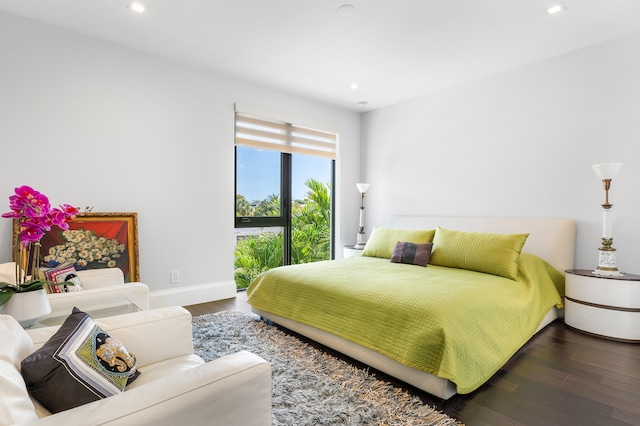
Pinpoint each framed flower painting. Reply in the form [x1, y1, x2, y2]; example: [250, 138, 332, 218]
[14, 212, 140, 282]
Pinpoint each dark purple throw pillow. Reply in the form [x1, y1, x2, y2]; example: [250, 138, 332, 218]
[20, 308, 140, 414]
[390, 241, 433, 267]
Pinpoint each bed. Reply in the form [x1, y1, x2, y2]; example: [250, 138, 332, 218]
[246, 216, 576, 399]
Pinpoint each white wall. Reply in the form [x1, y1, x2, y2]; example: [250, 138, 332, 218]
[361, 31, 640, 273]
[0, 11, 361, 304]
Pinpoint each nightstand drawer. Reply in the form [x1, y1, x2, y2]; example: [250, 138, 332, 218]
[565, 298, 640, 341]
[566, 273, 640, 309]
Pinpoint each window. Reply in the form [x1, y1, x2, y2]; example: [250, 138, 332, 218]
[234, 112, 336, 290]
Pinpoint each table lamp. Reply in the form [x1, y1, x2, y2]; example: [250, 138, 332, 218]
[354, 183, 370, 249]
[592, 162, 623, 276]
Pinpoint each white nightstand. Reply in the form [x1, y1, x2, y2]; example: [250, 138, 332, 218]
[343, 245, 364, 258]
[564, 269, 640, 342]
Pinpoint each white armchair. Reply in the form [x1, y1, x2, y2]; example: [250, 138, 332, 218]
[0, 306, 272, 426]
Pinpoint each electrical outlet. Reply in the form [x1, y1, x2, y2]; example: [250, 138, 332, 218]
[170, 271, 180, 284]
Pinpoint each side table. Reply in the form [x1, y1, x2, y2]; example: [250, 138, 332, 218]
[564, 269, 640, 342]
[343, 245, 364, 258]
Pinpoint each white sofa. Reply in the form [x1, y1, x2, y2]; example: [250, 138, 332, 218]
[0, 306, 272, 426]
[0, 262, 150, 313]
[47, 267, 150, 312]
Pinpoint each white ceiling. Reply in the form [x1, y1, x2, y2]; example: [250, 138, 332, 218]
[1, 0, 640, 112]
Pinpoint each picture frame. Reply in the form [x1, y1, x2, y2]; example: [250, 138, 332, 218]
[13, 212, 140, 282]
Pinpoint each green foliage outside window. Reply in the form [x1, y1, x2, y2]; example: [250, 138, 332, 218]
[234, 179, 331, 290]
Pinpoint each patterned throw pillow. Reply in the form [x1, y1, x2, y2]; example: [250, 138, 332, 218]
[390, 242, 433, 267]
[43, 264, 84, 292]
[20, 308, 139, 413]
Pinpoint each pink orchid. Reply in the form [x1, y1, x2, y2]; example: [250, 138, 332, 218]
[1, 186, 79, 297]
[60, 204, 79, 214]
[3, 185, 51, 220]
[46, 208, 71, 231]
[2, 186, 78, 246]
[18, 223, 45, 247]
[1, 211, 20, 219]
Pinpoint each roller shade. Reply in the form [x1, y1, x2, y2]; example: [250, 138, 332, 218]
[235, 113, 337, 159]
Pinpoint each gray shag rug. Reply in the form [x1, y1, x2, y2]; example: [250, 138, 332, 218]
[192, 310, 462, 426]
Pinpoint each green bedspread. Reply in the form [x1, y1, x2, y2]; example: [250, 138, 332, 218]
[246, 252, 564, 394]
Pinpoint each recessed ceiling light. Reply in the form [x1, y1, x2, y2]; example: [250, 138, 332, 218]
[357, 101, 368, 107]
[350, 84, 361, 89]
[338, 4, 355, 17]
[128, 2, 146, 13]
[545, 3, 567, 15]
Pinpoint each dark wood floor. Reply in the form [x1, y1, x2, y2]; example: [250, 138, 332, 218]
[185, 293, 640, 426]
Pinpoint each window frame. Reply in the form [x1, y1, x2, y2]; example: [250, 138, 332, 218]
[234, 147, 336, 265]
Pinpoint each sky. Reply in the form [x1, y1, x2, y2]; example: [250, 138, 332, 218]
[236, 147, 332, 202]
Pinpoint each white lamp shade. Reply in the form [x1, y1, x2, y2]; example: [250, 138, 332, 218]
[356, 183, 370, 193]
[592, 163, 622, 180]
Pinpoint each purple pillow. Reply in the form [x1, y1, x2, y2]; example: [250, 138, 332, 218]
[390, 241, 433, 267]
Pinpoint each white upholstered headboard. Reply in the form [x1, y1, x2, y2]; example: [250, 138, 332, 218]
[383, 216, 576, 274]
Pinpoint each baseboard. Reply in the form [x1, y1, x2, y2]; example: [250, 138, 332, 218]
[149, 280, 236, 309]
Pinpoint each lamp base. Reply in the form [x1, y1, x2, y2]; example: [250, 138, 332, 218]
[593, 269, 623, 277]
[594, 248, 623, 276]
[354, 232, 367, 249]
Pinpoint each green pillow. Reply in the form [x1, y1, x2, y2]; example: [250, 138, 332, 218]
[430, 227, 529, 280]
[362, 227, 435, 259]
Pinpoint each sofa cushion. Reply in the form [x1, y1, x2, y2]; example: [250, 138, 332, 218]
[362, 227, 435, 259]
[0, 314, 34, 368]
[0, 262, 16, 285]
[76, 267, 125, 289]
[0, 360, 39, 425]
[430, 227, 529, 280]
[126, 354, 205, 391]
[390, 241, 433, 267]
[0, 315, 38, 425]
[21, 308, 140, 414]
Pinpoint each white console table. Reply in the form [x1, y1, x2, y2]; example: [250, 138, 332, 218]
[564, 269, 640, 342]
